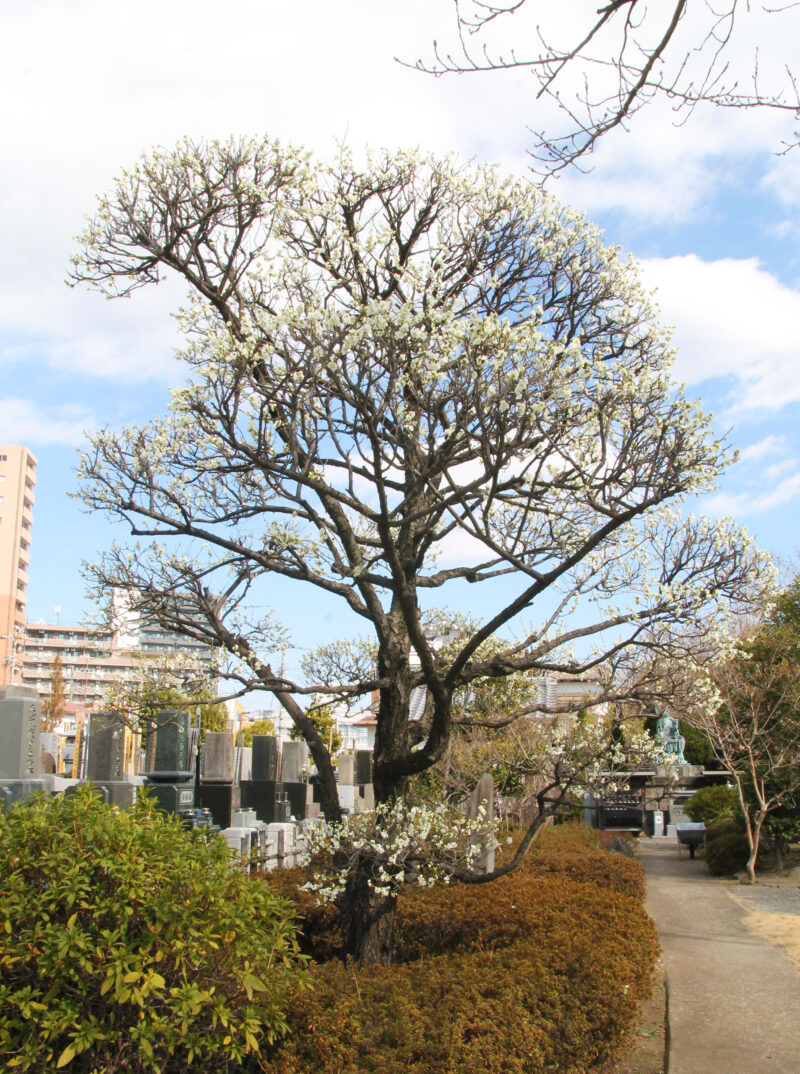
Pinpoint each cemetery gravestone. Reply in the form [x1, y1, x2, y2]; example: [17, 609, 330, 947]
[86, 712, 126, 782]
[279, 740, 307, 783]
[251, 736, 278, 781]
[40, 732, 59, 773]
[0, 685, 52, 807]
[198, 731, 240, 827]
[241, 735, 307, 823]
[355, 749, 372, 785]
[201, 732, 235, 782]
[468, 773, 495, 874]
[337, 751, 355, 786]
[83, 711, 135, 808]
[143, 710, 195, 814]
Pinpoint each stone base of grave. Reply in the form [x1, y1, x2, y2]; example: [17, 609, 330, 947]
[239, 780, 307, 823]
[63, 780, 136, 809]
[197, 782, 241, 829]
[145, 782, 195, 814]
[0, 777, 53, 809]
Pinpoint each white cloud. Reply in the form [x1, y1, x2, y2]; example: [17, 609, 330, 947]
[0, 398, 95, 447]
[0, 280, 184, 382]
[738, 436, 787, 463]
[704, 472, 800, 517]
[638, 255, 800, 412]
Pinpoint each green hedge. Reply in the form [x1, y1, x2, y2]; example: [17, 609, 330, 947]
[0, 788, 303, 1073]
[705, 817, 750, 876]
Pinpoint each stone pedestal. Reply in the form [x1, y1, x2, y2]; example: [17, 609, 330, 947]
[65, 781, 137, 809]
[148, 782, 196, 814]
[239, 779, 307, 823]
[0, 779, 52, 809]
[197, 782, 241, 828]
[337, 784, 355, 814]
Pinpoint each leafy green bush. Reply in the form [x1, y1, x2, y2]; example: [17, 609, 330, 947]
[686, 784, 739, 825]
[0, 787, 304, 1073]
[705, 817, 749, 876]
[264, 872, 659, 1073]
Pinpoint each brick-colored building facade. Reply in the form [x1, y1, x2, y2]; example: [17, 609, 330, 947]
[0, 445, 36, 685]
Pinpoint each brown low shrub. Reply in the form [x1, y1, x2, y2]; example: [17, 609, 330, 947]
[499, 822, 647, 900]
[261, 865, 342, 961]
[258, 822, 658, 1073]
[264, 872, 659, 1074]
[393, 871, 649, 962]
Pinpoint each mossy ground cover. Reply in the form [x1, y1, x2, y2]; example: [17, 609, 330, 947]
[264, 823, 660, 1074]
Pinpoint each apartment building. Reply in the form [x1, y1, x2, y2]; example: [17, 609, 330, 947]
[0, 445, 36, 685]
[22, 619, 216, 709]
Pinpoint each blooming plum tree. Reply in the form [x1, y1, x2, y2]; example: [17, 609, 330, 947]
[71, 138, 764, 961]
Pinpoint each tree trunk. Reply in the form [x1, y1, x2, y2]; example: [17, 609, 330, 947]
[744, 812, 766, 884]
[337, 862, 397, 966]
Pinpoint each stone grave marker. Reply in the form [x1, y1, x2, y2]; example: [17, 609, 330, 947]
[198, 731, 239, 827]
[279, 740, 307, 784]
[143, 709, 195, 814]
[337, 751, 355, 786]
[467, 773, 495, 874]
[201, 732, 235, 782]
[251, 736, 278, 781]
[0, 685, 52, 807]
[355, 749, 372, 785]
[40, 732, 59, 773]
[83, 711, 135, 808]
[86, 712, 126, 782]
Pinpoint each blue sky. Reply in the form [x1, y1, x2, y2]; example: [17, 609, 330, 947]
[3, 1, 800, 686]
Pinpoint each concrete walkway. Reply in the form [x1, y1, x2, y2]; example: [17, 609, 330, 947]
[639, 837, 800, 1074]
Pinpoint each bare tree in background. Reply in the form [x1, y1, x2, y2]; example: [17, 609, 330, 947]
[413, 1, 800, 174]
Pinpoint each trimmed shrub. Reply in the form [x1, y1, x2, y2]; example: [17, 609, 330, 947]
[264, 872, 659, 1074]
[264, 865, 342, 961]
[686, 784, 739, 825]
[0, 787, 304, 1073]
[705, 817, 749, 876]
[503, 821, 647, 900]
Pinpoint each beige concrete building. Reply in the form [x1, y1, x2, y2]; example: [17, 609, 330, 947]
[22, 619, 216, 709]
[0, 445, 36, 684]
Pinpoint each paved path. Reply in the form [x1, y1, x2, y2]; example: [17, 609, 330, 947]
[639, 838, 800, 1074]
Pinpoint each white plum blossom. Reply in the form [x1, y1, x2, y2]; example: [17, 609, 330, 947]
[302, 800, 494, 903]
